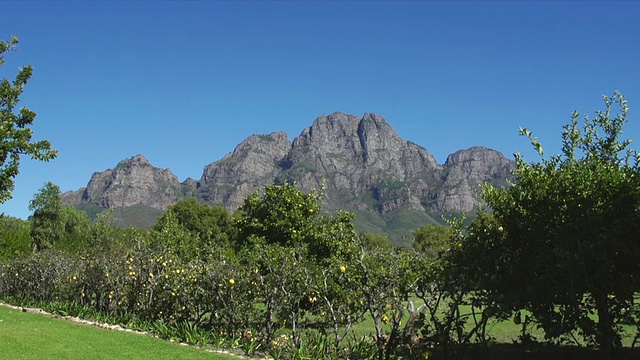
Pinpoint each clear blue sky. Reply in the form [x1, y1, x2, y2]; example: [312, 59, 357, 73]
[2, 1, 640, 219]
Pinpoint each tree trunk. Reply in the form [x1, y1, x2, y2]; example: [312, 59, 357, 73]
[595, 292, 615, 360]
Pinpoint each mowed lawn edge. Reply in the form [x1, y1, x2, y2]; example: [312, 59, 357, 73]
[0, 305, 242, 360]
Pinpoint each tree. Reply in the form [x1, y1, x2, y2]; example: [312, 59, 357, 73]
[29, 182, 64, 251]
[57, 206, 92, 252]
[358, 232, 393, 252]
[150, 209, 201, 260]
[237, 182, 354, 261]
[152, 198, 234, 249]
[411, 224, 452, 258]
[0, 214, 31, 258]
[462, 92, 640, 358]
[0, 36, 57, 203]
[237, 182, 322, 247]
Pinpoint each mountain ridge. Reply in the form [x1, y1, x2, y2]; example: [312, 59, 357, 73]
[62, 112, 514, 244]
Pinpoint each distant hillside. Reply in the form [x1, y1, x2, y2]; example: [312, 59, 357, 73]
[62, 112, 514, 245]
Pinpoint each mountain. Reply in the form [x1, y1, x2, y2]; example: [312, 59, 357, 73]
[62, 112, 514, 245]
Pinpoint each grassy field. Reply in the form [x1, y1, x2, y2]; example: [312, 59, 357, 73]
[0, 305, 239, 360]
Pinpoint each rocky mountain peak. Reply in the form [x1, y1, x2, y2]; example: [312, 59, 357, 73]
[432, 146, 514, 213]
[196, 131, 291, 209]
[293, 112, 362, 155]
[444, 146, 514, 182]
[62, 112, 515, 244]
[62, 154, 182, 210]
[119, 154, 151, 167]
[357, 113, 408, 166]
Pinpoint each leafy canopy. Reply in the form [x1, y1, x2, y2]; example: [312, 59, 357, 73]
[0, 36, 57, 203]
[28, 182, 92, 253]
[29, 181, 64, 252]
[152, 198, 234, 251]
[462, 91, 640, 356]
[237, 182, 358, 262]
[411, 223, 452, 258]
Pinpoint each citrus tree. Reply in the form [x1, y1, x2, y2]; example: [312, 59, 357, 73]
[355, 247, 421, 360]
[236, 182, 365, 353]
[467, 92, 640, 358]
[236, 182, 356, 262]
[0, 36, 57, 203]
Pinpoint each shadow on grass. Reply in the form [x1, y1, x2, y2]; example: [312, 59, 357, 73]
[420, 343, 640, 360]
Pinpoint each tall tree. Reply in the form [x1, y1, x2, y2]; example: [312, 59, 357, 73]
[57, 205, 92, 252]
[0, 36, 57, 203]
[460, 92, 640, 358]
[29, 182, 64, 251]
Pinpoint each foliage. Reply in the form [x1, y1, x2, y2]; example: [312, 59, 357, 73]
[87, 208, 148, 255]
[0, 215, 31, 258]
[354, 246, 423, 360]
[27, 182, 92, 253]
[237, 182, 321, 247]
[237, 182, 357, 262]
[152, 198, 234, 251]
[358, 232, 393, 252]
[0, 36, 57, 203]
[149, 210, 201, 260]
[411, 223, 452, 258]
[463, 91, 640, 358]
[56, 206, 92, 253]
[242, 243, 317, 347]
[29, 182, 64, 252]
[412, 215, 491, 359]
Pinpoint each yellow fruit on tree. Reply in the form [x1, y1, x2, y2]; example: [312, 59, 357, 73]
[340, 265, 347, 273]
[228, 278, 235, 285]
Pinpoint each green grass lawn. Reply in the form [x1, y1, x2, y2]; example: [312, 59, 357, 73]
[0, 305, 239, 360]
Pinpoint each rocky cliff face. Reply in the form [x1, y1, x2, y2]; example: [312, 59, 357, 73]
[61, 154, 182, 210]
[434, 146, 514, 212]
[196, 132, 291, 210]
[63, 112, 515, 241]
[279, 112, 443, 213]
